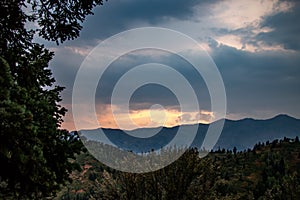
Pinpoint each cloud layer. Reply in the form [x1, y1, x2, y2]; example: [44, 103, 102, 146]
[45, 0, 300, 130]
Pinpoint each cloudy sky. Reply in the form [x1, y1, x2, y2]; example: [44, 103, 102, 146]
[44, 0, 300, 131]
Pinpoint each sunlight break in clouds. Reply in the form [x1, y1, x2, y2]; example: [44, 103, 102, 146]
[64, 104, 215, 131]
[96, 104, 215, 130]
[208, 0, 294, 52]
[209, 0, 292, 30]
[158, 0, 294, 53]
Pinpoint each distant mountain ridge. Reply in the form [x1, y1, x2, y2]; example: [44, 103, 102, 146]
[214, 114, 300, 150]
[79, 114, 300, 152]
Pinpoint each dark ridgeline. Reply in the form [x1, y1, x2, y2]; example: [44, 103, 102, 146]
[80, 114, 300, 153]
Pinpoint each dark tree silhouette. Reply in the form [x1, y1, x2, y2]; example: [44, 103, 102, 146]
[0, 0, 105, 198]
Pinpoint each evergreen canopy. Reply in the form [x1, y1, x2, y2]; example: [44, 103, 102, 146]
[0, 0, 105, 198]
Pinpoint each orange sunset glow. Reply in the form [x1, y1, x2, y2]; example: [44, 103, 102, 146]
[62, 104, 215, 131]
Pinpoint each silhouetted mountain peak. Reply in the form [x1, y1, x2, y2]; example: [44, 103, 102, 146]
[80, 114, 300, 152]
[270, 114, 297, 121]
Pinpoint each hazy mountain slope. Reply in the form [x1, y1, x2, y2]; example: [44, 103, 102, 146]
[215, 114, 300, 150]
[80, 114, 300, 152]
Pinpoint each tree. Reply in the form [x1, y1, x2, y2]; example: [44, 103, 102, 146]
[233, 146, 237, 155]
[0, 0, 105, 198]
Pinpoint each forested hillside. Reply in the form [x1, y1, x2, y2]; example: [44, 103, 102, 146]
[57, 137, 300, 200]
[80, 115, 300, 153]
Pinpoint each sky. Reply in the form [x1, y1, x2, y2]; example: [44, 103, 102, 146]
[42, 0, 300, 131]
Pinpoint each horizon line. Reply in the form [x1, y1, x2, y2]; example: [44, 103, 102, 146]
[71, 113, 298, 132]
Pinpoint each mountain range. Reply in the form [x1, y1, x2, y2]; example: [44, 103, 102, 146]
[79, 114, 300, 153]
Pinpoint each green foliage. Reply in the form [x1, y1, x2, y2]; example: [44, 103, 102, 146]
[58, 137, 300, 200]
[34, 0, 106, 44]
[0, 0, 104, 198]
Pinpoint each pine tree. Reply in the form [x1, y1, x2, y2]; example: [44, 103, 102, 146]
[0, 0, 105, 198]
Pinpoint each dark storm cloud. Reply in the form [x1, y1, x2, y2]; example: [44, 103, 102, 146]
[50, 47, 86, 103]
[94, 42, 300, 118]
[207, 1, 300, 52]
[52, 42, 300, 119]
[95, 49, 211, 111]
[51, 48, 209, 110]
[210, 41, 300, 117]
[80, 0, 216, 40]
[209, 26, 256, 49]
[256, 1, 300, 50]
[48, 0, 300, 124]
